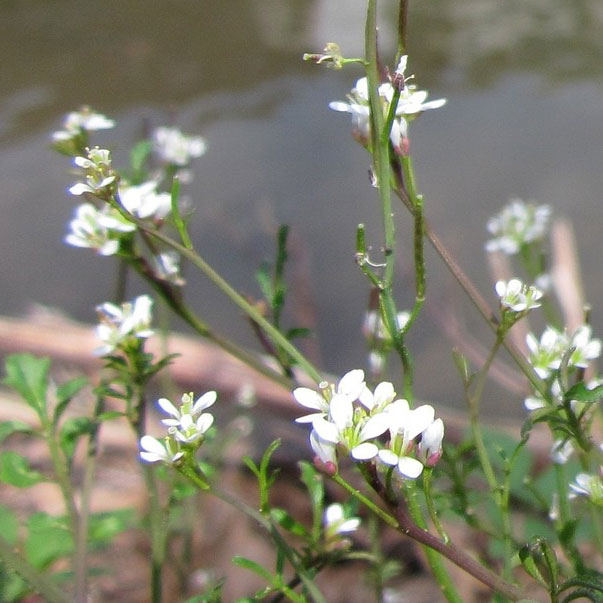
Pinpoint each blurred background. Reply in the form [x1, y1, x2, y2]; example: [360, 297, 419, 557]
[2, 0, 603, 416]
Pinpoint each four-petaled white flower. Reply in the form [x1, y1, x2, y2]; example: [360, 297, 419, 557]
[153, 126, 207, 166]
[95, 294, 154, 355]
[65, 203, 133, 256]
[294, 369, 366, 424]
[329, 57, 445, 154]
[526, 327, 568, 379]
[159, 391, 216, 428]
[378, 400, 435, 478]
[486, 199, 551, 255]
[140, 435, 184, 465]
[568, 325, 601, 369]
[312, 394, 390, 461]
[70, 147, 117, 197]
[418, 418, 445, 467]
[52, 106, 115, 143]
[496, 279, 543, 313]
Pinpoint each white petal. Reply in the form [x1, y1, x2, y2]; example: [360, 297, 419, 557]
[140, 435, 167, 457]
[196, 413, 214, 433]
[312, 417, 340, 443]
[293, 387, 325, 410]
[397, 457, 424, 479]
[351, 442, 378, 460]
[329, 396, 353, 430]
[325, 503, 344, 524]
[157, 397, 180, 418]
[359, 413, 390, 440]
[337, 369, 365, 398]
[295, 412, 323, 424]
[193, 391, 217, 413]
[329, 101, 353, 113]
[405, 405, 435, 441]
[378, 449, 399, 466]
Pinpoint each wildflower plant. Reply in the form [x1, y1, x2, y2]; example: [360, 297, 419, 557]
[1, 2, 602, 602]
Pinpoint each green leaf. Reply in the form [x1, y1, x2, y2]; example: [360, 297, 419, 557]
[88, 509, 134, 547]
[3, 354, 50, 418]
[564, 382, 603, 405]
[25, 513, 73, 569]
[0, 452, 45, 488]
[232, 556, 273, 582]
[451, 348, 471, 387]
[53, 376, 88, 425]
[60, 417, 95, 461]
[256, 263, 273, 302]
[0, 421, 35, 443]
[519, 537, 559, 591]
[270, 508, 309, 538]
[0, 505, 19, 545]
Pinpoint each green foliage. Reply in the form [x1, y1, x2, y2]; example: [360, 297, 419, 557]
[0, 421, 34, 443]
[88, 509, 134, 549]
[3, 354, 50, 419]
[0, 452, 46, 488]
[25, 513, 73, 569]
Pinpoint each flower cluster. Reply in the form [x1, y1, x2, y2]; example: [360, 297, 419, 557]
[153, 126, 207, 167]
[495, 279, 543, 314]
[118, 181, 172, 221]
[70, 147, 118, 199]
[294, 370, 443, 479]
[329, 56, 446, 154]
[526, 325, 601, 380]
[52, 106, 115, 155]
[524, 325, 601, 412]
[486, 199, 551, 255]
[95, 294, 154, 355]
[140, 391, 217, 465]
[65, 202, 135, 256]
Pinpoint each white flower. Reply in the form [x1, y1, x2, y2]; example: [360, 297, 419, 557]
[377, 400, 436, 479]
[323, 503, 360, 537]
[312, 394, 389, 461]
[568, 325, 601, 368]
[418, 418, 444, 466]
[153, 127, 207, 166]
[159, 391, 216, 427]
[52, 106, 114, 142]
[486, 199, 551, 255]
[526, 327, 568, 378]
[119, 181, 172, 220]
[70, 147, 117, 197]
[358, 380, 396, 413]
[65, 203, 128, 256]
[170, 412, 214, 444]
[294, 369, 366, 424]
[140, 435, 184, 465]
[95, 294, 154, 355]
[310, 429, 338, 468]
[329, 60, 445, 152]
[526, 325, 601, 379]
[496, 279, 543, 313]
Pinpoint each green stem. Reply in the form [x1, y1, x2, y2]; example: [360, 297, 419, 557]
[126, 220, 322, 385]
[422, 468, 449, 544]
[358, 464, 524, 601]
[0, 534, 70, 603]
